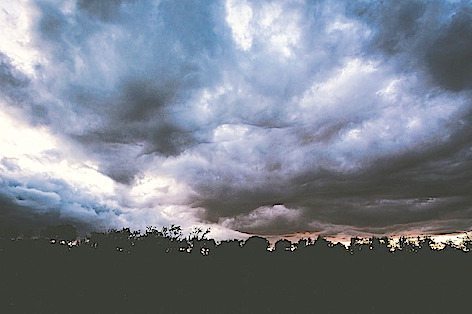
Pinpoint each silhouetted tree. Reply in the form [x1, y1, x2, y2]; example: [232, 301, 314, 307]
[274, 239, 292, 254]
[243, 236, 269, 255]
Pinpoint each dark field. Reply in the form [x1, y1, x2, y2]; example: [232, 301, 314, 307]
[1, 227, 470, 313]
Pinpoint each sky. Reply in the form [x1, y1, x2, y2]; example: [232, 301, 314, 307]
[0, 0, 471, 240]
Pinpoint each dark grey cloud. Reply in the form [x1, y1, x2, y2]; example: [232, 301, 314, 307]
[0, 53, 28, 89]
[195, 109, 472, 235]
[0, 176, 118, 236]
[0, 53, 51, 124]
[348, 0, 472, 91]
[1, 0, 214, 232]
[0, 195, 66, 236]
[0, 0, 471, 238]
[426, 9, 472, 91]
[0, 52, 29, 106]
[77, 0, 127, 22]
[23, 0, 229, 184]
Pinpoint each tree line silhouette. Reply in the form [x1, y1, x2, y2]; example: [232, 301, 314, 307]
[1, 224, 471, 313]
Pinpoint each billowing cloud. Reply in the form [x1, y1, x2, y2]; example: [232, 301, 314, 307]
[348, 0, 472, 91]
[0, 0, 470, 239]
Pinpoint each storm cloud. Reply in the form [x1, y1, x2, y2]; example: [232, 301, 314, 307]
[0, 0, 471, 239]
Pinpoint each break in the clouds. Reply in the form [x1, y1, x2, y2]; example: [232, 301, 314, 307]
[0, 0, 471, 239]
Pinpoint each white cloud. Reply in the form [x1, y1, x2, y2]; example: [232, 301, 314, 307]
[0, 105, 115, 195]
[0, 1, 42, 76]
[225, 0, 253, 51]
[220, 205, 303, 233]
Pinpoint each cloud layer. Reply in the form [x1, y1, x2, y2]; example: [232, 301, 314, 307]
[0, 0, 471, 238]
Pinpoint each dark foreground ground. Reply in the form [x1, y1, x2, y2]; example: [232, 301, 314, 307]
[1, 227, 471, 313]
